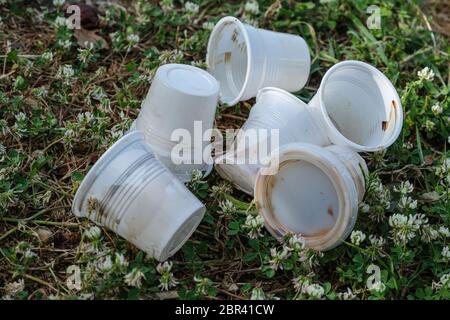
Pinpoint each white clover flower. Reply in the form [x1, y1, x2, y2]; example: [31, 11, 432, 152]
[41, 51, 53, 62]
[23, 248, 37, 260]
[369, 235, 385, 247]
[193, 276, 212, 295]
[96, 255, 113, 272]
[156, 261, 173, 274]
[360, 202, 370, 213]
[417, 67, 435, 81]
[431, 103, 443, 115]
[64, 128, 75, 139]
[350, 230, 366, 246]
[398, 196, 418, 210]
[403, 141, 414, 150]
[158, 49, 184, 64]
[190, 168, 203, 181]
[126, 34, 140, 45]
[2, 279, 25, 300]
[15, 112, 27, 122]
[57, 64, 75, 84]
[91, 86, 107, 101]
[53, 0, 65, 6]
[268, 247, 290, 271]
[438, 226, 450, 238]
[114, 253, 129, 268]
[209, 183, 232, 198]
[435, 158, 450, 178]
[389, 213, 427, 245]
[250, 287, 266, 300]
[442, 246, 450, 261]
[110, 128, 123, 141]
[77, 47, 93, 64]
[421, 224, 439, 243]
[292, 276, 309, 293]
[156, 261, 178, 291]
[242, 214, 265, 239]
[124, 268, 146, 288]
[305, 283, 324, 299]
[432, 273, 450, 291]
[337, 288, 356, 300]
[77, 111, 94, 124]
[244, 1, 260, 15]
[54, 16, 67, 28]
[57, 39, 72, 49]
[218, 199, 235, 216]
[369, 281, 386, 293]
[32, 86, 48, 97]
[394, 181, 414, 195]
[424, 120, 435, 131]
[184, 2, 199, 14]
[161, 0, 174, 12]
[84, 225, 101, 240]
[285, 234, 305, 252]
[202, 21, 214, 30]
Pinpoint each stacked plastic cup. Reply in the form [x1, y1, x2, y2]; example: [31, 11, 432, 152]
[72, 132, 205, 261]
[207, 16, 310, 106]
[215, 61, 403, 196]
[135, 64, 220, 182]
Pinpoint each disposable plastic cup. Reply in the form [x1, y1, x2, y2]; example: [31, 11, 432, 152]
[72, 131, 205, 261]
[206, 16, 310, 106]
[254, 143, 366, 251]
[215, 87, 329, 195]
[308, 60, 403, 152]
[135, 63, 219, 182]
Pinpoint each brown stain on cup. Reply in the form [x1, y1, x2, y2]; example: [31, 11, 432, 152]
[327, 205, 334, 217]
[382, 100, 397, 131]
[224, 52, 231, 63]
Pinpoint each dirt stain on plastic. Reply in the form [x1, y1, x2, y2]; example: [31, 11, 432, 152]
[224, 52, 231, 63]
[327, 205, 334, 217]
[383, 100, 397, 131]
[231, 30, 238, 42]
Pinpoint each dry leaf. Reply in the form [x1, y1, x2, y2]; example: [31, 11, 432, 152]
[74, 28, 109, 50]
[36, 228, 53, 242]
[420, 191, 441, 202]
[155, 291, 179, 300]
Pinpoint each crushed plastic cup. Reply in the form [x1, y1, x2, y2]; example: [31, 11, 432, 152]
[215, 87, 329, 195]
[254, 143, 367, 251]
[206, 16, 310, 106]
[308, 60, 403, 152]
[72, 131, 205, 261]
[135, 63, 219, 182]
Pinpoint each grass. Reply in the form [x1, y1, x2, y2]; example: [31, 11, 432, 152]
[0, 0, 449, 300]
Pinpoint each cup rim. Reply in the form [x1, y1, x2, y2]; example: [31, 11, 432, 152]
[256, 87, 308, 107]
[254, 143, 358, 251]
[72, 131, 145, 218]
[159, 205, 205, 261]
[206, 16, 252, 106]
[318, 60, 403, 152]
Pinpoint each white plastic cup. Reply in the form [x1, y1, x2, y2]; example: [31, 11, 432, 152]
[254, 143, 366, 251]
[206, 16, 310, 106]
[308, 60, 403, 152]
[135, 64, 219, 181]
[215, 87, 329, 195]
[72, 131, 205, 261]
